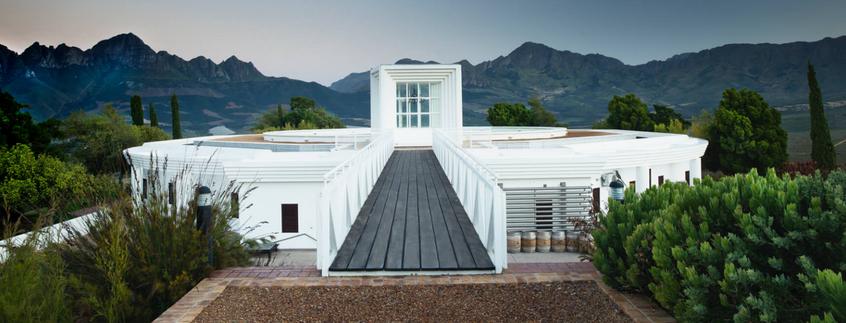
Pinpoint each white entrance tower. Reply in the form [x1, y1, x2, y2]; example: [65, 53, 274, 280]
[369, 64, 463, 146]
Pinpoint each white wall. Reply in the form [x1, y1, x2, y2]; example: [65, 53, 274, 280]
[370, 64, 463, 147]
[236, 181, 322, 249]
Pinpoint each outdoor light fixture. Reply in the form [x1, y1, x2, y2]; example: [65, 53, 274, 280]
[609, 171, 625, 202]
[196, 185, 213, 265]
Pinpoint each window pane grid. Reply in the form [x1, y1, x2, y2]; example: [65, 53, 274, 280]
[396, 82, 437, 129]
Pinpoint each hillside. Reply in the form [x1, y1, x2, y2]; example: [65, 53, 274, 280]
[332, 37, 846, 126]
[2, 33, 845, 133]
[0, 33, 369, 135]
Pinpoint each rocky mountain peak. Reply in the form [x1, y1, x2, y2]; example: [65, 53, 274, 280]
[89, 33, 155, 65]
[218, 55, 264, 81]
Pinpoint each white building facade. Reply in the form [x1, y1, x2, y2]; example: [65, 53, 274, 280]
[124, 64, 708, 275]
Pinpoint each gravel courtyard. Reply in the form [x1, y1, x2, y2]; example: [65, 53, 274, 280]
[193, 280, 632, 322]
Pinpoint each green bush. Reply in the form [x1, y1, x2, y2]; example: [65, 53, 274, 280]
[0, 221, 71, 323]
[812, 269, 846, 321]
[60, 105, 169, 174]
[252, 97, 344, 132]
[593, 170, 846, 322]
[485, 98, 560, 127]
[58, 173, 253, 322]
[0, 143, 126, 233]
[1, 167, 255, 322]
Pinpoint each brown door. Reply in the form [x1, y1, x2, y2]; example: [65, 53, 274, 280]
[281, 204, 298, 233]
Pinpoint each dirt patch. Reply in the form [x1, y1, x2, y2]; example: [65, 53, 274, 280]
[194, 280, 631, 322]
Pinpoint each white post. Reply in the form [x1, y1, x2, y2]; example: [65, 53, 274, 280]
[689, 158, 702, 185]
[636, 166, 650, 193]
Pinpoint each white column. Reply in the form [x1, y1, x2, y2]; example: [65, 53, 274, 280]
[689, 158, 702, 185]
[369, 70, 380, 129]
[454, 66, 463, 128]
[636, 166, 650, 193]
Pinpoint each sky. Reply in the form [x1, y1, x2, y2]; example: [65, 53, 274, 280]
[1, 0, 845, 85]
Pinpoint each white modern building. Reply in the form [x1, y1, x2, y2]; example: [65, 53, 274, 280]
[124, 64, 708, 276]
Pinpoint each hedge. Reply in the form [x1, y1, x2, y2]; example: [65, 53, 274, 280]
[593, 169, 846, 322]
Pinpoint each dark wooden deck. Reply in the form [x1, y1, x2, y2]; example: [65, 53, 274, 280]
[329, 150, 494, 272]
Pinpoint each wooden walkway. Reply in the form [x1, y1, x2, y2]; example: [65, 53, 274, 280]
[329, 150, 494, 273]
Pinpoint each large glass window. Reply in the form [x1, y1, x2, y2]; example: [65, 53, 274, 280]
[396, 82, 440, 128]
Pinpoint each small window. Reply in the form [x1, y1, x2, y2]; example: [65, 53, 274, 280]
[142, 178, 148, 200]
[649, 169, 653, 187]
[685, 171, 691, 185]
[629, 181, 636, 189]
[658, 176, 665, 186]
[168, 182, 175, 205]
[281, 204, 298, 233]
[231, 192, 239, 218]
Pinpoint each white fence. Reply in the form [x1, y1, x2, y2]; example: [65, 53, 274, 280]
[432, 129, 507, 273]
[315, 132, 394, 275]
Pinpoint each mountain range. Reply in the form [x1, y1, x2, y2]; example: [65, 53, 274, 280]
[1, 33, 845, 134]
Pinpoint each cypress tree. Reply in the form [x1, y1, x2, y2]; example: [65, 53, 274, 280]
[170, 94, 182, 139]
[129, 95, 144, 125]
[807, 62, 836, 168]
[148, 103, 158, 128]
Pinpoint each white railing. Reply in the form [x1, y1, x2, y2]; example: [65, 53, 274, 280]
[432, 129, 507, 273]
[316, 132, 394, 275]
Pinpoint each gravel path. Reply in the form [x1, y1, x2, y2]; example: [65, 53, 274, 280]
[194, 280, 631, 322]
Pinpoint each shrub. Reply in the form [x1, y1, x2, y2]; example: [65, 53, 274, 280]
[593, 169, 846, 322]
[58, 170, 254, 322]
[252, 97, 344, 132]
[0, 221, 71, 323]
[0, 144, 95, 226]
[60, 105, 169, 174]
[811, 269, 846, 321]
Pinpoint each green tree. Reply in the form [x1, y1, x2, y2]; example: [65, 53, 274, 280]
[486, 99, 560, 127]
[653, 118, 685, 134]
[486, 103, 531, 126]
[129, 95, 143, 126]
[285, 96, 344, 129]
[0, 144, 94, 224]
[605, 94, 655, 131]
[170, 94, 181, 139]
[706, 88, 788, 173]
[251, 98, 343, 133]
[527, 98, 558, 126]
[807, 62, 836, 168]
[649, 104, 690, 128]
[251, 104, 286, 132]
[61, 105, 168, 174]
[0, 90, 60, 155]
[148, 103, 158, 128]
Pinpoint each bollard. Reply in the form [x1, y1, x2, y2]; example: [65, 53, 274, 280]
[197, 186, 213, 265]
